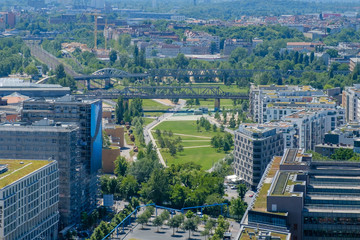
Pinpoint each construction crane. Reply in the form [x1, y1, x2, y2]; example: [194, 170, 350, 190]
[87, 13, 115, 50]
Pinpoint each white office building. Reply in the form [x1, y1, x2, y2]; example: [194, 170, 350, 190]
[0, 160, 59, 240]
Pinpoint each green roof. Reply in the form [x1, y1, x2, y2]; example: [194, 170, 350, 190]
[0, 160, 51, 188]
[240, 227, 289, 240]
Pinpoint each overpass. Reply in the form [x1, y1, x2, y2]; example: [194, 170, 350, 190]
[80, 85, 249, 109]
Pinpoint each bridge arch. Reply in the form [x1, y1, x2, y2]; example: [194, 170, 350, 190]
[92, 68, 130, 76]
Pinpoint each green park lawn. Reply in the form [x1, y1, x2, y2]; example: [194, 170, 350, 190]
[161, 147, 225, 170]
[153, 120, 217, 138]
[186, 99, 238, 109]
[153, 120, 229, 170]
[143, 117, 155, 126]
[141, 99, 171, 111]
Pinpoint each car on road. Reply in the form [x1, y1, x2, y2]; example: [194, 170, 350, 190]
[249, 194, 254, 197]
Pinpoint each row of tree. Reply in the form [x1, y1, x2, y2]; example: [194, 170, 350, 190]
[115, 97, 143, 123]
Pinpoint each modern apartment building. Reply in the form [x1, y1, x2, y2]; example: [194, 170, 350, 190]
[282, 109, 343, 151]
[0, 119, 81, 227]
[240, 149, 360, 240]
[249, 84, 333, 123]
[21, 95, 102, 217]
[234, 124, 284, 188]
[343, 84, 360, 122]
[0, 159, 59, 240]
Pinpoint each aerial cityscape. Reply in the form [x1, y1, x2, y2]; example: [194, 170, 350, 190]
[0, 0, 359, 239]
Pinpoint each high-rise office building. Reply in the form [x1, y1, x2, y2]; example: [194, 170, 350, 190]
[21, 95, 102, 226]
[0, 119, 81, 227]
[0, 159, 59, 240]
[234, 124, 284, 188]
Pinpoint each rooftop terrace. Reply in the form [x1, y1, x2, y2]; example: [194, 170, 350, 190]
[0, 159, 51, 188]
[240, 227, 289, 240]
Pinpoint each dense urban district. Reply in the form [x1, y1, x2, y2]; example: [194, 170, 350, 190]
[0, 0, 359, 240]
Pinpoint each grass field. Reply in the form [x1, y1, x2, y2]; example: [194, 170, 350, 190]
[161, 147, 225, 170]
[153, 120, 229, 170]
[0, 160, 50, 188]
[186, 99, 239, 109]
[142, 100, 171, 111]
[143, 117, 155, 126]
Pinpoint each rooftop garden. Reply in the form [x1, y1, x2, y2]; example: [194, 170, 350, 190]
[0, 160, 50, 188]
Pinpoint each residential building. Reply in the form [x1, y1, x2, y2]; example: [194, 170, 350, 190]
[184, 30, 220, 53]
[234, 124, 284, 188]
[286, 42, 323, 52]
[282, 109, 341, 151]
[0, 119, 81, 227]
[342, 84, 360, 122]
[250, 84, 330, 123]
[223, 39, 252, 55]
[21, 95, 102, 226]
[349, 57, 360, 72]
[0, 159, 59, 240]
[240, 149, 360, 240]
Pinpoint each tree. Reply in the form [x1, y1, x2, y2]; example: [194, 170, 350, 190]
[25, 65, 38, 77]
[152, 216, 164, 232]
[210, 41, 217, 54]
[185, 210, 194, 219]
[326, 49, 339, 58]
[223, 140, 231, 152]
[155, 129, 161, 137]
[114, 156, 128, 177]
[229, 116, 236, 128]
[109, 50, 117, 64]
[212, 124, 217, 132]
[160, 210, 170, 222]
[183, 218, 197, 239]
[55, 64, 66, 79]
[169, 143, 177, 156]
[230, 198, 247, 221]
[205, 219, 216, 235]
[215, 111, 220, 121]
[119, 175, 139, 200]
[139, 169, 169, 204]
[331, 148, 355, 161]
[220, 124, 225, 132]
[102, 131, 111, 148]
[177, 144, 184, 152]
[115, 96, 127, 124]
[201, 229, 210, 240]
[137, 212, 149, 229]
[230, 47, 248, 64]
[237, 184, 247, 200]
[167, 214, 183, 235]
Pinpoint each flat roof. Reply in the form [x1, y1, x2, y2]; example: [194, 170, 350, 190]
[0, 159, 52, 188]
[240, 227, 289, 240]
[252, 156, 287, 215]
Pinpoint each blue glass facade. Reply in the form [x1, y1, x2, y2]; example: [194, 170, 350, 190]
[91, 100, 102, 173]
